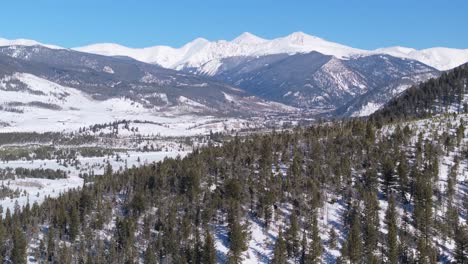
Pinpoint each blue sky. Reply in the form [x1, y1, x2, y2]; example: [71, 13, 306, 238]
[1, 0, 467, 49]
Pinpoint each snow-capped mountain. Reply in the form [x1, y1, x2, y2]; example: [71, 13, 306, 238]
[74, 32, 366, 74]
[374, 46, 468, 71]
[207, 52, 439, 111]
[0, 46, 294, 130]
[0, 37, 62, 50]
[0, 33, 462, 117]
[73, 32, 468, 72]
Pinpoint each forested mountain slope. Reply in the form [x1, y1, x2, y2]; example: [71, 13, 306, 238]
[0, 63, 467, 263]
[372, 63, 468, 123]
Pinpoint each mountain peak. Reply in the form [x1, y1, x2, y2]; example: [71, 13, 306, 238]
[0, 37, 62, 50]
[182, 37, 210, 49]
[284, 31, 320, 43]
[232, 32, 267, 45]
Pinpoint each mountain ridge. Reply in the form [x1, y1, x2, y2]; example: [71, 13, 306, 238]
[71, 32, 468, 71]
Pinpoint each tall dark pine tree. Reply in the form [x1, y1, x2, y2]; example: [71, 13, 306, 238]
[346, 205, 362, 263]
[227, 203, 248, 264]
[455, 225, 468, 264]
[0, 219, 4, 264]
[202, 230, 217, 264]
[272, 230, 287, 264]
[11, 226, 27, 264]
[144, 244, 157, 264]
[285, 212, 300, 260]
[308, 211, 323, 263]
[386, 196, 398, 264]
[69, 205, 80, 241]
[47, 227, 56, 262]
[362, 190, 379, 262]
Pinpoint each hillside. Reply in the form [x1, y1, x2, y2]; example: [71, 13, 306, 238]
[372, 63, 468, 123]
[0, 71, 467, 263]
[207, 52, 438, 110]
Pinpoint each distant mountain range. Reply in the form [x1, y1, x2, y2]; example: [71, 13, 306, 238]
[0, 32, 466, 123]
[0, 45, 294, 131]
[73, 32, 468, 71]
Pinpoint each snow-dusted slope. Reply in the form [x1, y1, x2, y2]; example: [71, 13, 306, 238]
[374, 46, 468, 71]
[73, 32, 468, 72]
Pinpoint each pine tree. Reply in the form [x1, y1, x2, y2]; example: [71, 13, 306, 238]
[362, 190, 379, 261]
[47, 227, 56, 262]
[455, 225, 468, 264]
[285, 212, 300, 260]
[69, 205, 80, 241]
[0, 220, 4, 264]
[272, 230, 287, 264]
[11, 226, 27, 264]
[144, 244, 157, 264]
[397, 152, 409, 202]
[227, 216, 249, 264]
[308, 211, 323, 263]
[301, 231, 308, 264]
[346, 206, 362, 263]
[328, 227, 337, 250]
[386, 195, 398, 264]
[382, 156, 396, 196]
[202, 230, 217, 264]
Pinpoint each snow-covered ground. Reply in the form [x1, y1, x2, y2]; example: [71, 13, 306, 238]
[0, 73, 266, 135]
[0, 150, 188, 216]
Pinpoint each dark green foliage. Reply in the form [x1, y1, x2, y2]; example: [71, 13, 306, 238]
[202, 230, 217, 264]
[455, 225, 468, 264]
[11, 226, 27, 264]
[286, 212, 300, 260]
[346, 206, 362, 263]
[386, 196, 398, 264]
[308, 211, 323, 263]
[272, 230, 287, 264]
[372, 63, 468, 122]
